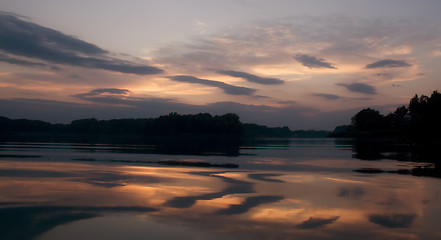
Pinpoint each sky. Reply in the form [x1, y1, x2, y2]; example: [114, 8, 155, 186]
[0, 0, 441, 130]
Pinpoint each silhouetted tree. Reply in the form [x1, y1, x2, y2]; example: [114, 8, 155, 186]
[386, 106, 408, 128]
[70, 118, 99, 133]
[351, 108, 386, 131]
[332, 90, 440, 138]
[407, 91, 441, 135]
[408, 94, 420, 114]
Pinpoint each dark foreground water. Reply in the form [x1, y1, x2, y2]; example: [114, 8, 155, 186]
[0, 139, 440, 240]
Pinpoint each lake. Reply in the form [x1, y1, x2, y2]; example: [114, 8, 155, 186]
[0, 139, 440, 240]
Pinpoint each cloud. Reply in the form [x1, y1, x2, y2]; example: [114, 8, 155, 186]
[337, 83, 376, 95]
[217, 70, 284, 85]
[312, 93, 340, 100]
[296, 216, 340, 229]
[74, 88, 131, 98]
[0, 53, 47, 67]
[294, 54, 337, 69]
[278, 100, 296, 105]
[368, 214, 416, 228]
[153, 16, 431, 93]
[168, 75, 256, 95]
[254, 95, 271, 99]
[50, 66, 62, 71]
[73, 89, 176, 108]
[365, 59, 412, 69]
[0, 13, 163, 75]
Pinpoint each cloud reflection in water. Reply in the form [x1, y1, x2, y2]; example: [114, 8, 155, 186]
[0, 141, 440, 240]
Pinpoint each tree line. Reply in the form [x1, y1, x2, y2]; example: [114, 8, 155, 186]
[0, 112, 327, 142]
[330, 90, 441, 140]
[0, 113, 241, 138]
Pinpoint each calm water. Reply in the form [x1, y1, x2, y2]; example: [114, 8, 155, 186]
[0, 139, 440, 240]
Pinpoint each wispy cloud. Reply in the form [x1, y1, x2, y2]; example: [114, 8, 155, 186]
[0, 13, 163, 75]
[0, 53, 47, 67]
[72, 88, 173, 108]
[154, 16, 430, 87]
[278, 100, 296, 105]
[365, 59, 412, 69]
[50, 66, 62, 71]
[168, 75, 256, 95]
[312, 93, 340, 100]
[337, 83, 376, 95]
[217, 70, 284, 85]
[294, 54, 337, 69]
[74, 88, 131, 98]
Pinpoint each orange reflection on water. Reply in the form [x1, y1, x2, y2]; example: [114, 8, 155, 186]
[196, 195, 245, 209]
[1, 157, 441, 240]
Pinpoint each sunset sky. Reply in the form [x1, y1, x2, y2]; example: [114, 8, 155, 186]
[1, 0, 440, 129]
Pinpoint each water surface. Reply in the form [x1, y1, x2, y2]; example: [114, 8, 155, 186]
[0, 139, 440, 240]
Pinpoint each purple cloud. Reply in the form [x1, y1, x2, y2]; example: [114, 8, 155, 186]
[0, 13, 163, 75]
[294, 54, 337, 69]
[218, 70, 284, 85]
[169, 75, 256, 95]
[338, 83, 376, 95]
[365, 59, 412, 69]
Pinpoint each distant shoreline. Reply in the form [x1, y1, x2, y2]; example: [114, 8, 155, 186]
[0, 113, 330, 144]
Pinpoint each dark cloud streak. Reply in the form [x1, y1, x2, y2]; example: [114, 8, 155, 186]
[218, 70, 284, 85]
[169, 75, 256, 95]
[0, 13, 163, 75]
[312, 93, 340, 100]
[365, 59, 412, 69]
[294, 54, 337, 69]
[73, 88, 131, 98]
[0, 53, 47, 67]
[338, 83, 376, 95]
